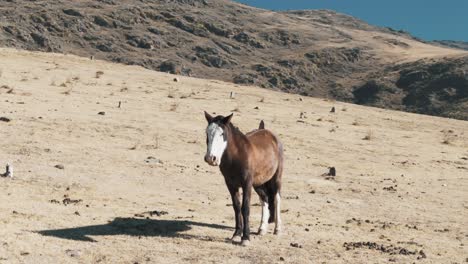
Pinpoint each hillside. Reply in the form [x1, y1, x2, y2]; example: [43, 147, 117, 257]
[0, 0, 467, 120]
[433, 40, 468, 51]
[0, 49, 467, 263]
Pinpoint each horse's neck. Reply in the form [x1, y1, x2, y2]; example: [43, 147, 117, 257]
[224, 123, 247, 160]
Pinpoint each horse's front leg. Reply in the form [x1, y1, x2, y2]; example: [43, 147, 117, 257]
[241, 180, 252, 246]
[228, 186, 243, 242]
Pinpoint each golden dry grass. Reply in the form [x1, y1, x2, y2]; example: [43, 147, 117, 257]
[0, 48, 467, 263]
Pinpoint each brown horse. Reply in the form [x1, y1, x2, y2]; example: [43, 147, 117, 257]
[204, 112, 283, 246]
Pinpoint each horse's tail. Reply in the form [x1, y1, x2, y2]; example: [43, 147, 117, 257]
[259, 120, 265, 129]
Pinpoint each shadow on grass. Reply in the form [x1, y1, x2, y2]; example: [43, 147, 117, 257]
[38, 217, 232, 242]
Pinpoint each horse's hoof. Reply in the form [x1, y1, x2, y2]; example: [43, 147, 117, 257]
[258, 229, 267, 235]
[231, 235, 242, 243]
[274, 229, 282, 235]
[241, 239, 250, 247]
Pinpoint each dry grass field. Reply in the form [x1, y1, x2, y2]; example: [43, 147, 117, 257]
[0, 48, 467, 263]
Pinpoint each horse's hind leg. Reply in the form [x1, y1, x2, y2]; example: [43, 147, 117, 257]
[268, 160, 283, 235]
[273, 188, 282, 235]
[254, 186, 269, 235]
[266, 183, 276, 224]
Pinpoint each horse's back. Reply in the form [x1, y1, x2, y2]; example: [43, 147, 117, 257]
[246, 129, 281, 151]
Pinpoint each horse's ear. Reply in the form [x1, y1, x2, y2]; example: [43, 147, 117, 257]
[222, 113, 233, 125]
[259, 120, 265, 129]
[204, 111, 213, 123]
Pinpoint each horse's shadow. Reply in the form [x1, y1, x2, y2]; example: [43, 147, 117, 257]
[38, 217, 232, 242]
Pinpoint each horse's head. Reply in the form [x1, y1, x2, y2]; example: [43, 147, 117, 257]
[203, 111, 233, 166]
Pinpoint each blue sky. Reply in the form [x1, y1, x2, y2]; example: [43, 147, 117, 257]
[235, 0, 468, 42]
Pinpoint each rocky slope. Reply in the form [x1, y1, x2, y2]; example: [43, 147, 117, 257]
[0, 0, 467, 119]
[433, 40, 468, 51]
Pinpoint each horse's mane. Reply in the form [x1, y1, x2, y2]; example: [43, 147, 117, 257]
[227, 122, 244, 138]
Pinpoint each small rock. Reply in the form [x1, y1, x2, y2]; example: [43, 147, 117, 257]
[74, 211, 80, 216]
[145, 156, 163, 164]
[279, 257, 285, 261]
[1, 163, 13, 178]
[290, 242, 302, 248]
[62, 198, 82, 205]
[147, 210, 168, 217]
[0, 117, 11, 122]
[173, 77, 179, 82]
[330, 107, 335, 113]
[49, 199, 60, 204]
[55, 164, 65, 170]
[254, 106, 259, 110]
[98, 111, 105, 115]
[65, 249, 81, 258]
[63, 9, 82, 17]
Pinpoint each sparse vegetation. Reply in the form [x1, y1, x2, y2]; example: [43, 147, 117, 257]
[61, 87, 73, 95]
[363, 130, 373, 140]
[168, 89, 176, 98]
[0, 43, 467, 263]
[169, 102, 179, 112]
[152, 134, 160, 149]
[441, 130, 456, 145]
[95, 71, 104, 79]
[129, 142, 140, 150]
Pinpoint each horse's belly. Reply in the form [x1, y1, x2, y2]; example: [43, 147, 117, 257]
[252, 165, 277, 186]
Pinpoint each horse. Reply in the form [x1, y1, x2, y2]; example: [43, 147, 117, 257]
[203, 112, 283, 246]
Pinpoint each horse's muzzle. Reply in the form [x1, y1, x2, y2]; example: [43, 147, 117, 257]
[204, 155, 218, 166]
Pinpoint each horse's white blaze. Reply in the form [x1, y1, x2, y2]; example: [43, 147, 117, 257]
[259, 200, 269, 234]
[205, 123, 227, 166]
[274, 193, 282, 233]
